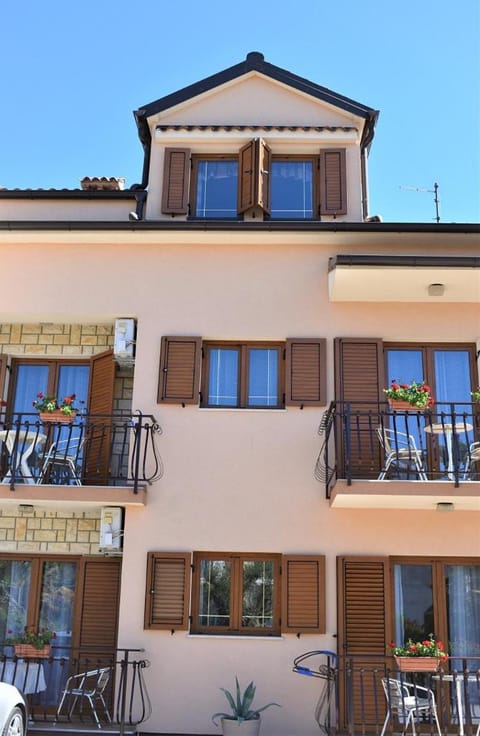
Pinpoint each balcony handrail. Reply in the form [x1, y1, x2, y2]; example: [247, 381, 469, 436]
[316, 401, 480, 497]
[0, 410, 163, 491]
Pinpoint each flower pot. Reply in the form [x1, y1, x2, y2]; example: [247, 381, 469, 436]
[221, 717, 261, 736]
[14, 643, 51, 658]
[388, 399, 421, 412]
[395, 656, 440, 672]
[39, 410, 76, 423]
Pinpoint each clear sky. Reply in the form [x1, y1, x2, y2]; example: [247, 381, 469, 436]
[1, 0, 479, 223]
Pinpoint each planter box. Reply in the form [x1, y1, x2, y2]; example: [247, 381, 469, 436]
[39, 410, 76, 423]
[395, 656, 440, 672]
[14, 644, 51, 658]
[388, 399, 421, 412]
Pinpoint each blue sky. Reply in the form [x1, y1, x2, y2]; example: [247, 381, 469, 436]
[1, 0, 479, 223]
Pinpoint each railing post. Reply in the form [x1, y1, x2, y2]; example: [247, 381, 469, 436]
[344, 403, 352, 486]
[118, 648, 129, 736]
[132, 413, 143, 492]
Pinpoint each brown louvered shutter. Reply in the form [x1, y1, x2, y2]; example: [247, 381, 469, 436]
[162, 148, 190, 215]
[337, 556, 391, 729]
[285, 338, 326, 407]
[85, 350, 116, 484]
[144, 552, 191, 630]
[238, 140, 256, 213]
[320, 148, 347, 215]
[0, 355, 7, 401]
[157, 336, 201, 405]
[74, 557, 121, 650]
[281, 555, 326, 634]
[334, 337, 384, 478]
[257, 138, 271, 214]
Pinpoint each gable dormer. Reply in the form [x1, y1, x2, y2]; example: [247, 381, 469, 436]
[134, 52, 378, 223]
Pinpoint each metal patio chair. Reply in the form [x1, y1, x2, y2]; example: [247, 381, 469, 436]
[463, 441, 480, 480]
[377, 427, 428, 481]
[37, 435, 83, 485]
[380, 677, 441, 736]
[56, 666, 112, 728]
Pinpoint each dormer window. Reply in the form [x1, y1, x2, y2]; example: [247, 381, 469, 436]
[161, 141, 347, 220]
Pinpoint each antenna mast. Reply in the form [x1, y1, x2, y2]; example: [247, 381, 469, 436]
[400, 182, 440, 222]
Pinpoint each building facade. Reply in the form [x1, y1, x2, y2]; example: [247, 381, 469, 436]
[0, 52, 479, 735]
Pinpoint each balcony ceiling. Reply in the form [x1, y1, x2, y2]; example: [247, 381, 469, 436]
[328, 255, 480, 302]
[330, 479, 480, 510]
[0, 484, 147, 510]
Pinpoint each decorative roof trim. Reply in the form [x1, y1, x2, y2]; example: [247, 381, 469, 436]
[155, 124, 358, 133]
[0, 189, 139, 199]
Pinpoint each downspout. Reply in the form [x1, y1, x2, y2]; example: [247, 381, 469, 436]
[360, 109, 379, 221]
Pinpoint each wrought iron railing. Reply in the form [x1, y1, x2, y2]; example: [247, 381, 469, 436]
[293, 651, 480, 736]
[0, 645, 151, 732]
[315, 402, 480, 497]
[0, 411, 163, 491]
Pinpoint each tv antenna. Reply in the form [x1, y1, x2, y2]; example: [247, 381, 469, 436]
[399, 181, 440, 223]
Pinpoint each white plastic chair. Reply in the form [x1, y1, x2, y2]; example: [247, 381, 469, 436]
[380, 677, 441, 736]
[37, 436, 83, 485]
[377, 428, 428, 481]
[56, 666, 111, 728]
[463, 441, 480, 480]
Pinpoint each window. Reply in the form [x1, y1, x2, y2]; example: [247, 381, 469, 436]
[158, 337, 326, 409]
[161, 143, 347, 219]
[191, 157, 238, 218]
[270, 158, 315, 219]
[145, 551, 326, 636]
[202, 342, 283, 408]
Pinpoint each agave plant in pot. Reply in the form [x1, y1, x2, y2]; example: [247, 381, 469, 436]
[212, 677, 280, 736]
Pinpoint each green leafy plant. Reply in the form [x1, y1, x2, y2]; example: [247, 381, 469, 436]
[7, 625, 55, 650]
[33, 392, 77, 415]
[384, 380, 434, 409]
[212, 677, 280, 724]
[471, 387, 480, 402]
[389, 634, 447, 660]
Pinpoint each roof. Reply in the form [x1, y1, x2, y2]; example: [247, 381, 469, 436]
[134, 52, 379, 186]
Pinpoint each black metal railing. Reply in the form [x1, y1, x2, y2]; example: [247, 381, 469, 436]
[315, 402, 480, 497]
[293, 651, 480, 736]
[0, 645, 151, 732]
[0, 411, 163, 491]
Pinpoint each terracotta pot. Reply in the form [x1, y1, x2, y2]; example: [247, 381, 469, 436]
[388, 399, 421, 412]
[14, 643, 51, 658]
[39, 410, 76, 423]
[395, 656, 440, 672]
[221, 717, 261, 736]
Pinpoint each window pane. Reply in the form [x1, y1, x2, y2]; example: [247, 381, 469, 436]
[242, 560, 274, 629]
[270, 161, 313, 218]
[393, 564, 434, 644]
[57, 365, 89, 410]
[434, 350, 472, 404]
[198, 559, 231, 627]
[13, 365, 50, 415]
[248, 349, 278, 406]
[208, 348, 239, 406]
[446, 565, 480, 660]
[39, 561, 76, 643]
[0, 560, 31, 641]
[196, 160, 238, 218]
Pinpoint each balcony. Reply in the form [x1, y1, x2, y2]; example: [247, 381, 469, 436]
[0, 411, 163, 508]
[315, 402, 480, 510]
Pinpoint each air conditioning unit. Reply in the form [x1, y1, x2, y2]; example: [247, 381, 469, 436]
[114, 318, 136, 365]
[99, 507, 123, 551]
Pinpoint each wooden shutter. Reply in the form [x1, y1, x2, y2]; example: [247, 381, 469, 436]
[281, 554, 326, 634]
[0, 355, 7, 401]
[285, 338, 326, 407]
[334, 337, 384, 478]
[144, 552, 191, 630]
[238, 140, 256, 213]
[161, 148, 190, 215]
[337, 556, 391, 729]
[320, 148, 347, 215]
[157, 336, 201, 405]
[84, 350, 116, 485]
[238, 139, 271, 214]
[74, 557, 122, 650]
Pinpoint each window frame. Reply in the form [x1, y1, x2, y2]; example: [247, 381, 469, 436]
[190, 551, 282, 636]
[269, 154, 319, 220]
[200, 341, 285, 409]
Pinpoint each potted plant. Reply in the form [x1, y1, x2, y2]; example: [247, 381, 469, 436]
[384, 380, 434, 411]
[33, 392, 77, 422]
[471, 387, 480, 403]
[212, 677, 280, 736]
[389, 634, 447, 672]
[6, 626, 55, 658]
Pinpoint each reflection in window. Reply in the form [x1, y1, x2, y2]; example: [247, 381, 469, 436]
[242, 559, 274, 628]
[208, 349, 239, 406]
[270, 160, 313, 218]
[195, 160, 238, 218]
[198, 559, 231, 628]
[248, 349, 278, 406]
[394, 564, 434, 644]
[0, 560, 31, 641]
